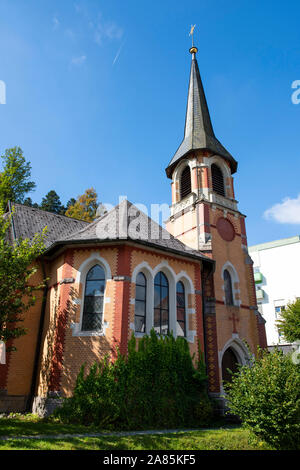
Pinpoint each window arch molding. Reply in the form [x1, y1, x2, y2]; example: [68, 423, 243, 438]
[219, 338, 252, 394]
[131, 262, 154, 336]
[131, 262, 197, 341]
[153, 263, 176, 335]
[175, 271, 195, 342]
[221, 262, 240, 307]
[72, 254, 111, 336]
[172, 158, 196, 203]
[75, 253, 112, 285]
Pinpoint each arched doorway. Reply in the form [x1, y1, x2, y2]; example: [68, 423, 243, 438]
[221, 347, 240, 384]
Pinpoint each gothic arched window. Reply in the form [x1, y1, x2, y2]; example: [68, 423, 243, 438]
[224, 269, 234, 306]
[82, 264, 105, 331]
[134, 272, 147, 333]
[180, 166, 191, 199]
[154, 272, 169, 335]
[211, 163, 225, 197]
[176, 281, 186, 337]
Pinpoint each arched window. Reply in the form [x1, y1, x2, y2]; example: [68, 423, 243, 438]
[180, 166, 191, 199]
[211, 163, 225, 197]
[176, 281, 186, 337]
[82, 264, 105, 331]
[134, 272, 147, 333]
[154, 272, 169, 335]
[224, 269, 234, 306]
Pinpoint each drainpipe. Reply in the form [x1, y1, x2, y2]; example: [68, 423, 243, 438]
[26, 257, 49, 412]
[201, 261, 215, 378]
[8, 200, 16, 241]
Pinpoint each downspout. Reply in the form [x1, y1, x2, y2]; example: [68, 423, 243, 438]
[0, 202, 16, 335]
[196, 165, 200, 252]
[26, 257, 49, 412]
[201, 260, 215, 378]
[8, 200, 16, 241]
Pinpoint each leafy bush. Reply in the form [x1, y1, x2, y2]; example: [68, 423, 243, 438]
[54, 330, 213, 430]
[224, 348, 300, 450]
[276, 298, 300, 343]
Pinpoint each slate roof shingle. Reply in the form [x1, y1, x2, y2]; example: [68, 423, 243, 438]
[6, 200, 213, 265]
[7, 202, 89, 249]
[53, 199, 212, 263]
[166, 51, 237, 178]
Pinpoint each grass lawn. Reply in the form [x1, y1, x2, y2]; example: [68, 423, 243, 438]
[0, 414, 273, 450]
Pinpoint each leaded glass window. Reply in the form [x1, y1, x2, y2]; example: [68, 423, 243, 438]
[82, 264, 105, 331]
[176, 281, 186, 337]
[135, 272, 146, 333]
[224, 269, 234, 306]
[154, 272, 169, 335]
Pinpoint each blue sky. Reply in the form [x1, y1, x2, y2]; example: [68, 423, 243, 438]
[0, 0, 300, 246]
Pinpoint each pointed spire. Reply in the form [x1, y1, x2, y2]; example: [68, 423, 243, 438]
[166, 47, 237, 178]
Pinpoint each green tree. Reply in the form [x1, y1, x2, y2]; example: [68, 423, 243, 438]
[0, 209, 46, 347]
[276, 299, 300, 342]
[0, 147, 36, 211]
[66, 198, 76, 210]
[65, 188, 98, 222]
[59, 198, 76, 216]
[224, 348, 300, 450]
[40, 190, 63, 214]
[23, 197, 39, 209]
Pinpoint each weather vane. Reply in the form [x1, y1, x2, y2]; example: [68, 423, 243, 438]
[189, 24, 196, 47]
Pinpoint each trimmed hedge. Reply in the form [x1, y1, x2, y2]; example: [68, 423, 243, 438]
[54, 331, 213, 430]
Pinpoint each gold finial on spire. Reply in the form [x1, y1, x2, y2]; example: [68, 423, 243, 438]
[189, 24, 198, 54]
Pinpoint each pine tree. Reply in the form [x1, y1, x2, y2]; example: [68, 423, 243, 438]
[23, 197, 39, 208]
[40, 190, 63, 214]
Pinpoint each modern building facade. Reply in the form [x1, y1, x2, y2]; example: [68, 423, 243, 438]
[249, 236, 300, 347]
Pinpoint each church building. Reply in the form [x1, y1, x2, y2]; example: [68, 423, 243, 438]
[0, 45, 267, 415]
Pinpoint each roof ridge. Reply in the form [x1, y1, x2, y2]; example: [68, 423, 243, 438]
[54, 198, 209, 261]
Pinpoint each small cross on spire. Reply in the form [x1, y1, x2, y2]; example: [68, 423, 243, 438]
[189, 24, 198, 55]
[189, 24, 196, 46]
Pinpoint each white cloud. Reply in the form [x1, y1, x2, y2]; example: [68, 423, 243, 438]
[52, 17, 60, 30]
[65, 28, 75, 40]
[264, 194, 300, 224]
[93, 18, 123, 46]
[74, 6, 123, 46]
[70, 55, 86, 66]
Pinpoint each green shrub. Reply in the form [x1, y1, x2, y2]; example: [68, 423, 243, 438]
[224, 348, 300, 450]
[54, 330, 213, 430]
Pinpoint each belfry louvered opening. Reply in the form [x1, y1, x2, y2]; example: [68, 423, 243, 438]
[211, 164, 225, 197]
[180, 166, 191, 199]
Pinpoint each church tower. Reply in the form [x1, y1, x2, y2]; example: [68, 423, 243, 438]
[165, 45, 267, 400]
